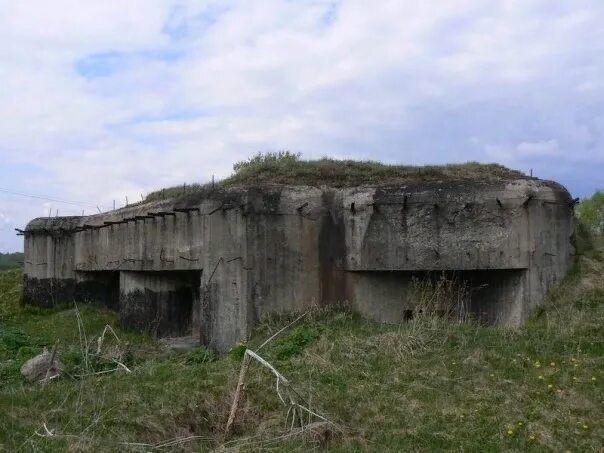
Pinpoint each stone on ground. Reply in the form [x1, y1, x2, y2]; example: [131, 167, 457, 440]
[20, 350, 63, 384]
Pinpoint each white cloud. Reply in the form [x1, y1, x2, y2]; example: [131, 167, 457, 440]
[485, 139, 560, 162]
[516, 140, 560, 157]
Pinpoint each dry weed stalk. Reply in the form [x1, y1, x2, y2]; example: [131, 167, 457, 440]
[72, 303, 131, 377]
[224, 311, 337, 444]
[409, 273, 473, 322]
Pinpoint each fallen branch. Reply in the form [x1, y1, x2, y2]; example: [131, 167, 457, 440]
[224, 311, 311, 440]
[112, 359, 132, 373]
[224, 353, 252, 437]
[256, 311, 309, 352]
[74, 367, 122, 378]
[224, 348, 334, 441]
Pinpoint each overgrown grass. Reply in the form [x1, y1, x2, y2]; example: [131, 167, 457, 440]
[1, 243, 603, 451]
[0, 270, 21, 321]
[145, 152, 527, 202]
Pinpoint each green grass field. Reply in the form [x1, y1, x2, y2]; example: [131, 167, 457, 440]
[1, 239, 603, 451]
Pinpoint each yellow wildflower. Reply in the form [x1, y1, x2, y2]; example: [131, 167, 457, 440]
[507, 429, 514, 436]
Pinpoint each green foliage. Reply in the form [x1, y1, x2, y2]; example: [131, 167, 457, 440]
[232, 150, 301, 173]
[576, 190, 604, 234]
[0, 269, 22, 321]
[271, 325, 320, 361]
[0, 328, 44, 385]
[0, 328, 35, 355]
[0, 252, 23, 270]
[145, 153, 526, 202]
[228, 343, 248, 361]
[186, 345, 216, 364]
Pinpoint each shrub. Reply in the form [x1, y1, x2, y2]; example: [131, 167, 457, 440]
[576, 190, 604, 234]
[228, 343, 247, 362]
[272, 325, 320, 361]
[186, 346, 216, 365]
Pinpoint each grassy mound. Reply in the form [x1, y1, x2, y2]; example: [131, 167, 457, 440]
[145, 152, 527, 202]
[1, 242, 602, 451]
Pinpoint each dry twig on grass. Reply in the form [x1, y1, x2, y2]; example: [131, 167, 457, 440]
[223, 310, 338, 444]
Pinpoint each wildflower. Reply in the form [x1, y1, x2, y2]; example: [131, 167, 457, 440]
[547, 384, 553, 389]
[591, 376, 596, 382]
[534, 361, 541, 368]
[507, 429, 514, 436]
[529, 435, 535, 440]
[517, 421, 523, 426]
[550, 362, 555, 367]
[570, 357, 576, 362]
[572, 377, 577, 381]
[582, 424, 589, 430]
[490, 373, 494, 377]
[574, 364, 579, 368]
[538, 375, 544, 380]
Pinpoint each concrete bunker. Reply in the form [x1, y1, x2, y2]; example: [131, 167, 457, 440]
[20, 165, 575, 352]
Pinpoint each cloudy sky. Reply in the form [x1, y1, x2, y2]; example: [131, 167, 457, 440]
[1, 0, 603, 252]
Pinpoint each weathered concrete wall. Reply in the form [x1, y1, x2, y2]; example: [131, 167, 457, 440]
[341, 179, 574, 325]
[120, 271, 200, 337]
[22, 178, 575, 351]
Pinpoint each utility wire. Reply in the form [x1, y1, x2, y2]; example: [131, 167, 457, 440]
[0, 187, 97, 208]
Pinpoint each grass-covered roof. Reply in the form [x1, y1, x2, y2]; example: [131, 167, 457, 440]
[145, 152, 527, 202]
